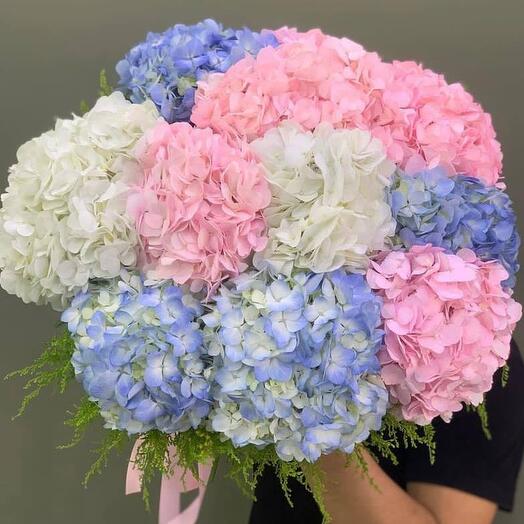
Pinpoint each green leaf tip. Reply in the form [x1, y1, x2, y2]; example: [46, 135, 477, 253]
[98, 69, 113, 97]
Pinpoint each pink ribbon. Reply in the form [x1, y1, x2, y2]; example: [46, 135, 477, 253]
[126, 440, 212, 524]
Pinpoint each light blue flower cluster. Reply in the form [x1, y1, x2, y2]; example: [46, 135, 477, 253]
[62, 272, 210, 434]
[202, 270, 388, 462]
[390, 167, 520, 287]
[116, 19, 278, 122]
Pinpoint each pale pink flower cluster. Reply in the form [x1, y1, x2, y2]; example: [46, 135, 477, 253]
[127, 121, 271, 288]
[191, 28, 380, 141]
[192, 28, 501, 185]
[366, 245, 522, 425]
[380, 60, 502, 185]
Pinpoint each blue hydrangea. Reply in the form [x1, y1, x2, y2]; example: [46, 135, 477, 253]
[389, 167, 520, 288]
[202, 270, 388, 462]
[116, 19, 278, 122]
[62, 272, 210, 434]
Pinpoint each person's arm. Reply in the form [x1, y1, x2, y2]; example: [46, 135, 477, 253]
[318, 449, 497, 524]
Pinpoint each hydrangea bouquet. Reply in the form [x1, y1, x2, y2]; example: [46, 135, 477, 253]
[3, 19, 521, 523]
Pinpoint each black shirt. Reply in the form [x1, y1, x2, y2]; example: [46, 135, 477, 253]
[250, 340, 524, 523]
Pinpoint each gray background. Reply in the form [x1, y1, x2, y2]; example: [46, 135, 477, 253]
[0, 1, 523, 523]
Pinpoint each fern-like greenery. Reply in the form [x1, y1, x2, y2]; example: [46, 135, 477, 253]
[59, 398, 101, 449]
[474, 402, 492, 440]
[84, 429, 130, 486]
[366, 413, 436, 466]
[98, 69, 113, 97]
[501, 363, 510, 388]
[124, 418, 437, 523]
[5, 332, 75, 418]
[78, 68, 114, 115]
[132, 430, 175, 510]
[128, 428, 330, 520]
[5, 332, 127, 484]
[79, 99, 90, 115]
[465, 400, 492, 440]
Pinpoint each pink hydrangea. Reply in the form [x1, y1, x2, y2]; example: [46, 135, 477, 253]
[191, 28, 382, 142]
[127, 121, 271, 289]
[366, 245, 521, 425]
[191, 28, 501, 185]
[379, 60, 502, 185]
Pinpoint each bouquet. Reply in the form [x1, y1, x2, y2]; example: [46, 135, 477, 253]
[3, 19, 521, 523]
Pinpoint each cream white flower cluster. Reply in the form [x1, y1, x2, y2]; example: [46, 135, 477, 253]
[251, 122, 396, 276]
[0, 92, 159, 309]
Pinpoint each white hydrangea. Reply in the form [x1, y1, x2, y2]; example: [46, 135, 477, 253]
[251, 122, 396, 275]
[0, 92, 159, 309]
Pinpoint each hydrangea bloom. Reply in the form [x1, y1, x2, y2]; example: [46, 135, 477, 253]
[202, 269, 388, 462]
[126, 121, 271, 290]
[250, 122, 396, 276]
[0, 92, 159, 309]
[382, 60, 502, 184]
[1, 19, 519, 490]
[191, 28, 501, 184]
[62, 271, 210, 433]
[366, 245, 522, 425]
[191, 28, 376, 140]
[116, 19, 278, 123]
[390, 167, 520, 288]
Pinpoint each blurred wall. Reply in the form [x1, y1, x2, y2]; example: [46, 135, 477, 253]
[0, 1, 522, 523]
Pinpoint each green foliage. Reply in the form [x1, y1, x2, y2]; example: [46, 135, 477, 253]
[78, 68, 113, 115]
[60, 398, 100, 449]
[474, 402, 492, 440]
[132, 430, 174, 510]
[501, 363, 510, 388]
[299, 460, 328, 521]
[174, 428, 306, 503]
[128, 422, 439, 523]
[343, 444, 379, 496]
[84, 429, 130, 486]
[466, 400, 492, 440]
[98, 69, 113, 97]
[5, 332, 123, 484]
[125, 428, 331, 522]
[79, 99, 90, 115]
[5, 332, 75, 418]
[367, 413, 436, 465]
